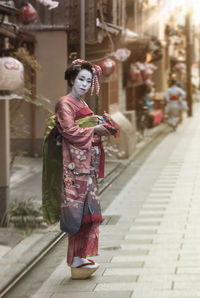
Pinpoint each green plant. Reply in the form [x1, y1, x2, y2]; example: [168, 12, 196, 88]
[9, 46, 53, 168]
[3, 198, 43, 231]
[12, 46, 52, 110]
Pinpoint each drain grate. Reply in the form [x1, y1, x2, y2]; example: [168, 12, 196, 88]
[101, 246, 121, 251]
[102, 215, 120, 225]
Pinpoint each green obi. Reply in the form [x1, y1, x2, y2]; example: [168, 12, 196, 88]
[75, 115, 98, 127]
[42, 115, 62, 224]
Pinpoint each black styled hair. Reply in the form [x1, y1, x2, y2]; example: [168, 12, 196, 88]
[141, 84, 151, 97]
[170, 79, 177, 86]
[64, 62, 93, 87]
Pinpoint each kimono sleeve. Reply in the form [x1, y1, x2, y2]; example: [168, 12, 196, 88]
[163, 89, 170, 102]
[56, 101, 94, 150]
[178, 87, 186, 101]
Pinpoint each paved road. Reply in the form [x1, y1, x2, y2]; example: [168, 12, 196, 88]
[5, 105, 200, 298]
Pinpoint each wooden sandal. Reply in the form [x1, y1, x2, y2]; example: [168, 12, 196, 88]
[71, 260, 99, 280]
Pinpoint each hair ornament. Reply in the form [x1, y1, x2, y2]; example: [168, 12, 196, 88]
[71, 59, 86, 71]
[71, 59, 87, 66]
[91, 65, 102, 96]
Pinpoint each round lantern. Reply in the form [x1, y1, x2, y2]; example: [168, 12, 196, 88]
[0, 57, 24, 91]
[112, 48, 131, 62]
[173, 63, 185, 71]
[98, 59, 116, 76]
[19, 3, 38, 24]
[129, 64, 142, 83]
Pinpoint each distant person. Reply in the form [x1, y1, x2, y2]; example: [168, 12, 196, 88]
[143, 85, 154, 113]
[164, 78, 187, 131]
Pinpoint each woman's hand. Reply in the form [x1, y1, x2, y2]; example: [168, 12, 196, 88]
[103, 111, 112, 120]
[94, 125, 111, 136]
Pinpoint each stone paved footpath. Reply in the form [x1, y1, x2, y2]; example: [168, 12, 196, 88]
[30, 105, 200, 298]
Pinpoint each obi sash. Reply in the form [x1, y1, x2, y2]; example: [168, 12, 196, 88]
[170, 94, 180, 101]
[75, 106, 93, 120]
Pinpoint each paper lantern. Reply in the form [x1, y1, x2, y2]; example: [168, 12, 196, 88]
[111, 48, 131, 62]
[19, 3, 38, 24]
[129, 64, 142, 83]
[145, 78, 155, 87]
[98, 59, 116, 76]
[0, 57, 24, 91]
[173, 63, 185, 71]
[35, 0, 59, 10]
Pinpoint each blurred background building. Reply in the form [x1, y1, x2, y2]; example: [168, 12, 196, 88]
[1, 0, 200, 221]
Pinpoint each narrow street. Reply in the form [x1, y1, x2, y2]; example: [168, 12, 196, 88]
[1, 2, 200, 298]
[4, 105, 200, 298]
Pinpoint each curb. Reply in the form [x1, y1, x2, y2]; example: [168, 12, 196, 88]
[0, 228, 63, 297]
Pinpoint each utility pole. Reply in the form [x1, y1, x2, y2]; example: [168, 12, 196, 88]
[199, 28, 200, 90]
[185, 11, 193, 117]
[80, 0, 85, 59]
[0, 100, 10, 224]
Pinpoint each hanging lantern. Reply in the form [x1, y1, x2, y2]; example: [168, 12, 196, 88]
[0, 57, 24, 92]
[111, 48, 131, 62]
[19, 3, 38, 24]
[145, 78, 155, 87]
[173, 63, 186, 71]
[35, 0, 59, 10]
[98, 59, 116, 76]
[129, 64, 142, 83]
[140, 63, 152, 80]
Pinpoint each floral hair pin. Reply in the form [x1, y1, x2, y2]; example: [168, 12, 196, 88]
[91, 65, 102, 96]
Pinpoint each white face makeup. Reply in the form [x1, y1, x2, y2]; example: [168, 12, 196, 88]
[72, 69, 92, 98]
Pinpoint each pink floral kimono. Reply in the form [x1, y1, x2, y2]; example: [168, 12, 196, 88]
[55, 95, 103, 265]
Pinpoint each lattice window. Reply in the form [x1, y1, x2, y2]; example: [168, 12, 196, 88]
[97, 0, 113, 24]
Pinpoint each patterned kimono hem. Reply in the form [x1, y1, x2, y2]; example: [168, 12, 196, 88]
[67, 222, 99, 265]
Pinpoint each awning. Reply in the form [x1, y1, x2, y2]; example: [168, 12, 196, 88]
[0, 3, 19, 15]
[121, 29, 139, 43]
[0, 24, 18, 39]
[0, 4, 35, 41]
[96, 18, 122, 35]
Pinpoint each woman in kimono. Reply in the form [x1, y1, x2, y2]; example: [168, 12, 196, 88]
[43, 59, 111, 280]
[164, 79, 187, 131]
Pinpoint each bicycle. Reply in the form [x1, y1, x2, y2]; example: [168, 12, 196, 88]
[136, 101, 149, 137]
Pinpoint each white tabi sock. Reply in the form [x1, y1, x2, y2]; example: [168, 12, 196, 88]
[70, 257, 99, 268]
